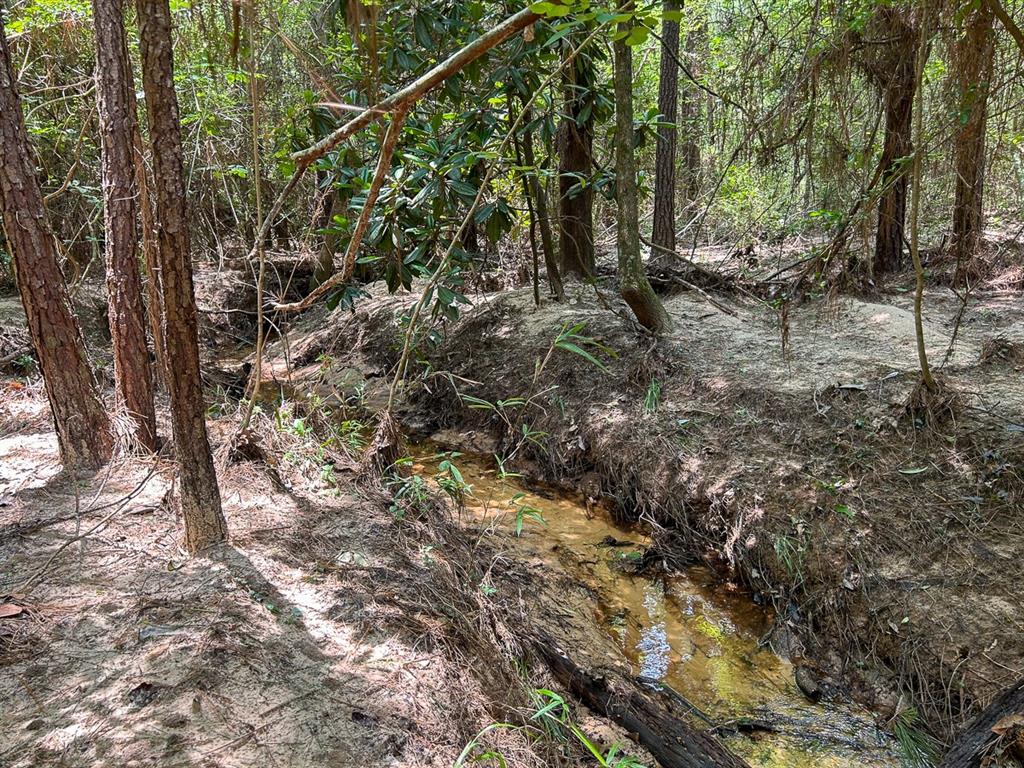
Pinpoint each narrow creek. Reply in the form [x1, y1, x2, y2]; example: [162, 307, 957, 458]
[413, 445, 905, 768]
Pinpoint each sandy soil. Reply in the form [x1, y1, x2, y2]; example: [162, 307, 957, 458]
[0, 391, 556, 768]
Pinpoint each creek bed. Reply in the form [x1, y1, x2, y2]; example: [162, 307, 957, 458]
[413, 445, 905, 767]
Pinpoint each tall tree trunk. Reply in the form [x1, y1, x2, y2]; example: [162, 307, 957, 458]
[558, 42, 595, 278]
[93, 0, 157, 451]
[652, 0, 680, 260]
[614, 11, 672, 334]
[679, 26, 703, 212]
[951, 2, 995, 275]
[874, 60, 916, 276]
[520, 106, 563, 299]
[0, 15, 113, 469]
[127, 71, 167, 390]
[136, 0, 227, 552]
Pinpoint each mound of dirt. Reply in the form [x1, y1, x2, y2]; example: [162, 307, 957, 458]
[267, 278, 1024, 741]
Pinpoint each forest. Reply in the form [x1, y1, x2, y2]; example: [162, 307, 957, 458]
[1, 0, 1024, 765]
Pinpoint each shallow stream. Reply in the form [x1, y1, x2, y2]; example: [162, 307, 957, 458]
[413, 446, 905, 767]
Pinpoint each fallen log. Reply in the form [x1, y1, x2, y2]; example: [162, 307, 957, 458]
[940, 677, 1024, 768]
[532, 634, 751, 768]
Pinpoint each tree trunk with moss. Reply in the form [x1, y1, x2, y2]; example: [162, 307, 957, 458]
[0, 14, 113, 469]
[614, 12, 672, 334]
[136, 0, 227, 552]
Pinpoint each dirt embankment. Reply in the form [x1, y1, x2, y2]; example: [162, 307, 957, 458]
[268, 278, 1024, 741]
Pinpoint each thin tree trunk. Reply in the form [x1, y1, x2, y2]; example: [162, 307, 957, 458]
[652, 0, 680, 260]
[679, 26, 703, 212]
[520, 105, 563, 299]
[614, 10, 672, 334]
[313, 195, 338, 288]
[874, 63, 916, 276]
[128, 75, 167, 389]
[909, 16, 936, 392]
[92, 0, 157, 451]
[511, 123, 541, 304]
[0, 14, 113, 469]
[136, 0, 227, 552]
[558, 40, 595, 277]
[951, 2, 995, 275]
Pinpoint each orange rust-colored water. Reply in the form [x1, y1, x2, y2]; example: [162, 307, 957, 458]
[413, 446, 904, 767]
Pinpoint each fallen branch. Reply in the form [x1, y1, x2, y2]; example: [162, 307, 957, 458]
[274, 106, 409, 313]
[532, 633, 752, 768]
[940, 677, 1024, 768]
[247, 7, 539, 266]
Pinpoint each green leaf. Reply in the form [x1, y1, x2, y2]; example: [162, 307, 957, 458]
[555, 340, 609, 372]
[625, 26, 649, 46]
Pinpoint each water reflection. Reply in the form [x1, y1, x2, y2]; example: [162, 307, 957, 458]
[636, 582, 670, 680]
[412, 446, 901, 767]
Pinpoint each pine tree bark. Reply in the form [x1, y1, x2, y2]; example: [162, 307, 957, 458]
[873, 43, 917, 275]
[652, 0, 680, 260]
[558, 42, 595, 278]
[93, 0, 157, 451]
[951, 2, 995, 274]
[614, 11, 672, 334]
[0, 15, 113, 469]
[136, 0, 227, 552]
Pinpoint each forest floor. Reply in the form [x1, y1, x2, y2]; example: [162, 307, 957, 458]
[250, 251, 1024, 745]
[2, 243, 1024, 766]
[2, 384, 641, 768]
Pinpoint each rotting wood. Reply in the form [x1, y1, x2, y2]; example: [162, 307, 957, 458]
[940, 677, 1024, 768]
[533, 633, 752, 768]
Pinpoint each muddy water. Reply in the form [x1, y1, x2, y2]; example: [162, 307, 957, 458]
[413, 447, 903, 768]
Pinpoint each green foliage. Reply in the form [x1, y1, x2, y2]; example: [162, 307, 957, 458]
[454, 688, 646, 767]
[550, 321, 616, 374]
[891, 707, 939, 768]
[386, 462, 430, 521]
[643, 378, 661, 413]
[509, 493, 546, 536]
[435, 452, 473, 506]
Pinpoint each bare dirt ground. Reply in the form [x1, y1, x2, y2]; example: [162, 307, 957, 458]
[1, 387, 592, 768]
[267, 270, 1024, 742]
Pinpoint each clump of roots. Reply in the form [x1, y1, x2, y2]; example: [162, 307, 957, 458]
[979, 337, 1024, 368]
[903, 376, 961, 434]
[360, 409, 404, 480]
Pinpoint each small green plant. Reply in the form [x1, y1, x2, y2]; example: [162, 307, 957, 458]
[773, 518, 808, 581]
[435, 452, 472, 506]
[14, 353, 35, 373]
[890, 707, 939, 768]
[454, 689, 646, 768]
[510, 493, 546, 537]
[530, 690, 646, 767]
[540, 321, 617, 378]
[386, 465, 430, 521]
[643, 378, 661, 413]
